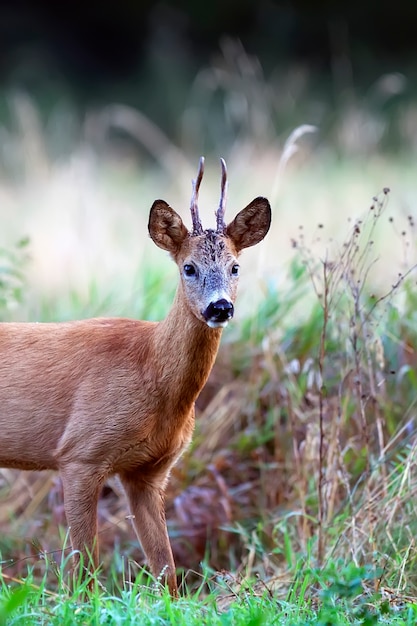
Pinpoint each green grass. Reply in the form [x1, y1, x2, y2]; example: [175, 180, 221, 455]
[2, 563, 417, 625]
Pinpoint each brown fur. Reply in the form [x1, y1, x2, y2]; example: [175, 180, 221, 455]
[0, 184, 271, 596]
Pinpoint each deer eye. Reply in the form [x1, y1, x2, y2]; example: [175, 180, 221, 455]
[231, 264, 239, 276]
[184, 264, 196, 277]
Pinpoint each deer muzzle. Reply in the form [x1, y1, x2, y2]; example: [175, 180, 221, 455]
[203, 299, 234, 328]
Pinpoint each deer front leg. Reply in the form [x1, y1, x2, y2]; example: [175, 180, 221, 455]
[59, 463, 104, 581]
[120, 470, 178, 597]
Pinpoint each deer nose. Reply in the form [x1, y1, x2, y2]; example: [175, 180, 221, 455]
[203, 299, 234, 326]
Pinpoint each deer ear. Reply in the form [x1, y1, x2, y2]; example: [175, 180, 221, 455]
[148, 200, 189, 253]
[226, 197, 271, 251]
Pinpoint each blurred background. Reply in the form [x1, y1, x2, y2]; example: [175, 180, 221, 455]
[0, 0, 415, 307]
[1, 0, 417, 592]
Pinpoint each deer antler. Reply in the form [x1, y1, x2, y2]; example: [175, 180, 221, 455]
[216, 158, 228, 233]
[190, 157, 204, 235]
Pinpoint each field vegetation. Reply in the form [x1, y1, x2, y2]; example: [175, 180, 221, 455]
[1, 42, 417, 623]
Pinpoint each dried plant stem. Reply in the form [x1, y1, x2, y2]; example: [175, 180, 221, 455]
[317, 260, 330, 565]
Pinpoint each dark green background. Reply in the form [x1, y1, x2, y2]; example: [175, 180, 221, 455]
[1, 1, 415, 97]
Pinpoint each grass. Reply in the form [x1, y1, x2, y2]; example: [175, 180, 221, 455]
[2, 171, 417, 623]
[2, 564, 417, 624]
[1, 45, 417, 621]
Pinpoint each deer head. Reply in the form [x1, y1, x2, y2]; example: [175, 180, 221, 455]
[148, 157, 271, 328]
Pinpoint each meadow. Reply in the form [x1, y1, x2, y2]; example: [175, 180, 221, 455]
[1, 44, 417, 623]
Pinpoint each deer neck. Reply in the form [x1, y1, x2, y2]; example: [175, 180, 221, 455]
[153, 285, 222, 407]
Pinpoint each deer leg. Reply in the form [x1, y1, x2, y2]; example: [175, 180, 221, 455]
[59, 463, 104, 581]
[120, 471, 178, 597]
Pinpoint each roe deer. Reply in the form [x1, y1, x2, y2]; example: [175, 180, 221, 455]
[0, 157, 271, 596]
